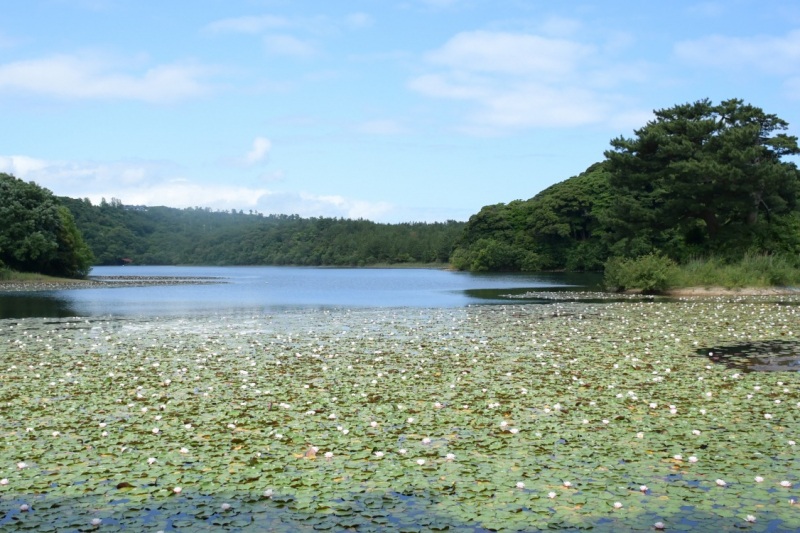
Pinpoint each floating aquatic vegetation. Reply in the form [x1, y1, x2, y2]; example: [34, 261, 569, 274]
[0, 298, 798, 531]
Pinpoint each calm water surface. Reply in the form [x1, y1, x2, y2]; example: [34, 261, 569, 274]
[0, 266, 602, 318]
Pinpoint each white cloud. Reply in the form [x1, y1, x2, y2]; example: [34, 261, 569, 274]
[675, 30, 800, 76]
[256, 191, 394, 220]
[264, 34, 316, 57]
[204, 15, 289, 34]
[425, 31, 594, 78]
[244, 137, 272, 165]
[410, 29, 654, 133]
[0, 154, 396, 220]
[0, 53, 215, 102]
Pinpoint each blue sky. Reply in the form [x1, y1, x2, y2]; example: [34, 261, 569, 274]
[1, 0, 799, 222]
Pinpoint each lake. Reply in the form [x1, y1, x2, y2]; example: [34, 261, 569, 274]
[0, 266, 603, 319]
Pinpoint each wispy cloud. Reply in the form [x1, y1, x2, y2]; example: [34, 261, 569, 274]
[256, 191, 394, 220]
[243, 137, 272, 165]
[409, 30, 644, 132]
[0, 53, 216, 102]
[675, 29, 800, 76]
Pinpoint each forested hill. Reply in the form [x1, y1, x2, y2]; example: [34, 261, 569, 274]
[451, 98, 800, 272]
[59, 197, 464, 267]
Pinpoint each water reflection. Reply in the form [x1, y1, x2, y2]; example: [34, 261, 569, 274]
[0, 293, 78, 319]
[702, 341, 800, 372]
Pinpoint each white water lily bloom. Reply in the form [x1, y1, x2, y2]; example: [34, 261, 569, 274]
[370, 421, 378, 428]
[516, 482, 525, 489]
[264, 489, 274, 498]
[500, 421, 508, 427]
[688, 456, 698, 463]
[446, 453, 456, 460]
[509, 428, 519, 434]
[407, 417, 414, 423]
[673, 455, 682, 461]
[398, 448, 407, 455]
[416, 459, 426, 466]
[563, 481, 572, 488]
[180, 447, 189, 454]
[640, 485, 648, 492]
[20, 504, 29, 512]
[755, 476, 764, 483]
[613, 502, 623, 509]
[745, 515, 756, 523]
[324, 451, 333, 458]
[91, 518, 102, 526]
[374, 451, 384, 458]
[147, 457, 156, 465]
[764, 413, 773, 419]
[17, 462, 27, 469]
[422, 437, 431, 444]
[548, 491, 557, 499]
[780, 480, 792, 488]
[173, 487, 182, 494]
[692, 430, 701, 436]
[654, 522, 665, 530]
[221, 503, 231, 511]
[152, 428, 160, 434]
[716, 479, 727, 486]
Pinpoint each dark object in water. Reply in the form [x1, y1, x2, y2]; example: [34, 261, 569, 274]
[701, 341, 800, 372]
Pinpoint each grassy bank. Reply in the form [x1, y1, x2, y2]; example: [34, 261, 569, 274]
[605, 253, 800, 293]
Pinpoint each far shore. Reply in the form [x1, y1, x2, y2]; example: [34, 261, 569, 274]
[622, 286, 800, 297]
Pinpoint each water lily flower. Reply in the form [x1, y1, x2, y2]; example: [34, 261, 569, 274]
[17, 462, 27, 469]
[755, 476, 764, 483]
[688, 456, 698, 463]
[221, 503, 231, 511]
[264, 489, 274, 498]
[0, 479, 8, 485]
[416, 459, 426, 466]
[20, 504, 29, 512]
[324, 451, 333, 459]
[613, 502, 623, 509]
[91, 518, 102, 526]
[152, 428, 160, 434]
[640, 485, 648, 493]
[509, 428, 520, 434]
[548, 491, 557, 499]
[654, 522, 665, 530]
[180, 447, 189, 454]
[406, 417, 414, 423]
[370, 421, 378, 428]
[374, 451, 384, 458]
[716, 479, 727, 487]
[745, 515, 756, 523]
[398, 448, 407, 455]
[147, 457, 156, 465]
[764, 414, 773, 419]
[173, 487, 182, 494]
[500, 421, 508, 428]
[780, 480, 792, 488]
[673, 455, 682, 461]
[563, 481, 572, 488]
[636, 432, 645, 439]
[692, 430, 701, 436]
[422, 437, 431, 444]
[516, 482, 525, 489]
[445, 453, 456, 460]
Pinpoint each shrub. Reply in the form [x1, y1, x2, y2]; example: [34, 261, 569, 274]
[604, 253, 678, 292]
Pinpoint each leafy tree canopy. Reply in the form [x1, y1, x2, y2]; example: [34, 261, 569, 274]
[0, 173, 94, 278]
[604, 98, 800, 260]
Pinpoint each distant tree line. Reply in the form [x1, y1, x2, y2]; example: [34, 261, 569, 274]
[59, 197, 464, 267]
[451, 99, 800, 272]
